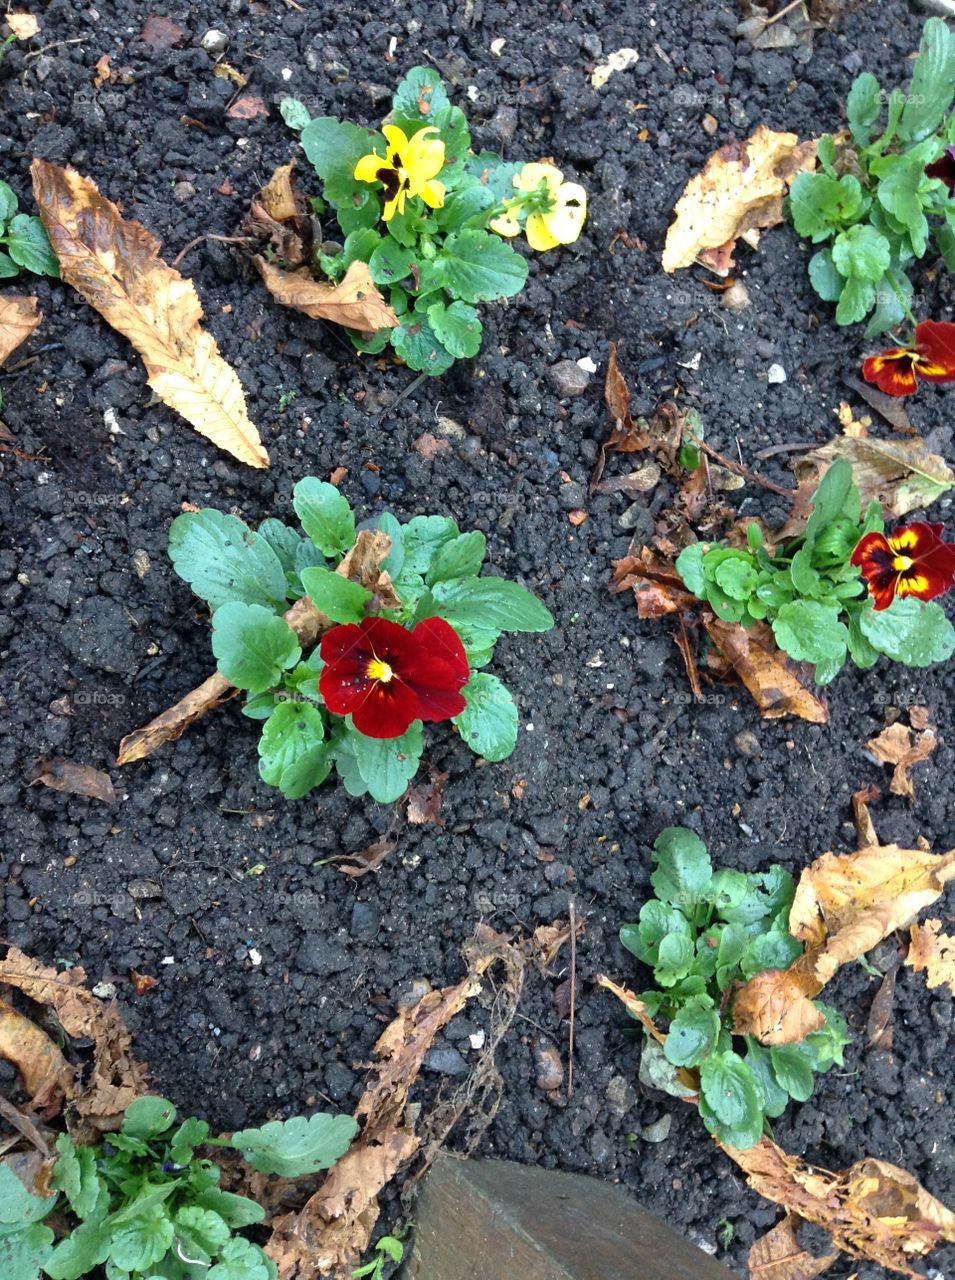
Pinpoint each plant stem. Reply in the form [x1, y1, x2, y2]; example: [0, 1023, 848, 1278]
[884, 270, 918, 330]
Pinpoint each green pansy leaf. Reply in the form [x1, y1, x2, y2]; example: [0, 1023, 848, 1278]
[426, 300, 482, 359]
[664, 999, 720, 1068]
[211, 603, 301, 694]
[391, 315, 456, 376]
[740, 930, 803, 980]
[279, 97, 311, 131]
[714, 558, 757, 601]
[654, 933, 695, 986]
[744, 1040, 789, 1119]
[835, 275, 874, 325]
[859, 597, 955, 666]
[622, 901, 691, 966]
[342, 226, 381, 268]
[337, 188, 382, 237]
[168, 1116, 210, 1165]
[436, 228, 529, 302]
[258, 700, 330, 798]
[402, 515, 460, 575]
[770, 1044, 815, 1102]
[168, 509, 289, 612]
[831, 225, 891, 283]
[347, 720, 423, 803]
[299, 566, 371, 623]
[193, 1190, 265, 1230]
[699, 1050, 763, 1130]
[899, 17, 955, 143]
[0, 180, 18, 224]
[121, 1096, 177, 1140]
[257, 518, 307, 589]
[368, 237, 417, 287]
[803, 1003, 852, 1071]
[650, 827, 712, 909]
[0, 1164, 56, 1229]
[293, 477, 355, 557]
[107, 1211, 175, 1272]
[300, 117, 384, 203]
[0, 1220, 55, 1279]
[452, 672, 517, 762]
[426, 530, 487, 585]
[0, 250, 20, 278]
[808, 249, 844, 301]
[434, 184, 496, 232]
[53, 1134, 103, 1220]
[430, 575, 553, 632]
[772, 600, 848, 667]
[675, 543, 706, 595]
[864, 268, 913, 339]
[174, 1207, 230, 1258]
[229, 1113, 358, 1178]
[870, 155, 929, 255]
[4, 214, 59, 276]
[846, 71, 882, 146]
[787, 172, 863, 242]
[207, 1237, 273, 1280]
[43, 1218, 111, 1280]
[392, 66, 451, 120]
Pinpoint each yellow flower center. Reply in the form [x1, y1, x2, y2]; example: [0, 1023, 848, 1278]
[892, 555, 914, 572]
[367, 658, 395, 683]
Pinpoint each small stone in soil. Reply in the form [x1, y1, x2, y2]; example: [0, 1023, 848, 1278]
[534, 1040, 564, 1091]
[424, 1048, 469, 1076]
[546, 360, 591, 398]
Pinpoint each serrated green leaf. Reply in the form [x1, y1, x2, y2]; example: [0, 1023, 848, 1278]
[426, 300, 482, 359]
[434, 184, 496, 232]
[4, 214, 59, 277]
[426, 530, 487, 585]
[212, 603, 301, 694]
[430, 575, 553, 632]
[402, 515, 460, 575]
[346, 720, 423, 802]
[45, 1219, 110, 1280]
[193, 1190, 265, 1230]
[624, 901, 691, 966]
[871, 155, 929, 255]
[299, 566, 371, 623]
[436, 228, 528, 302]
[230, 1113, 357, 1177]
[770, 1044, 814, 1102]
[788, 172, 864, 242]
[675, 542, 706, 595]
[650, 827, 712, 909]
[831, 225, 891, 282]
[699, 1050, 762, 1130]
[122, 1095, 177, 1139]
[301, 117, 384, 204]
[174, 1206, 230, 1258]
[744, 1040, 789, 1119]
[392, 66, 451, 120]
[391, 314, 455, 376]
[452, 672, 517, 761]
[0, 1164, 56, 1229]
[169, 510, 289, 612]
[293, 477, 355, 558]
[368, 237, 417, 287]
[107, 1210, 175, 1272]
[258, 700, 330, 798]
[664, 999, 720, 1068]
[714, 558, 757, 601]
[655, 933, 695, 985]
[0, 250, 20, 278]
[835, 275, 874, 325]
[859, 596, 955, 665]
[207, 1237, 273, 1280]
[53, 1135, 102, 1220]
[899, 17, 955, 142]
[772, 600, 848, 667]
[846, 71, 882, 146]
[808, 248, 844, 301]
[741, 930, 803, 979]
[0, 1220, 55, 1280]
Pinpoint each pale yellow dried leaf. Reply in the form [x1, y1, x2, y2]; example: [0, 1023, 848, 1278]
[791, 436, 954, 520]
[255, 257, 399, 333]
[662, 126, 816, 272]
[748, 1213, 837, 1280]
[0, 997, 74, 1112]
[31, 160, 268, 468]
[731, 959, 824, 1044]
[259, 162, 299, 222]
[0, 294, 41, 366]
[864, 722, 936, 800]
[117, 672, 237, 766]
[6, 12, 39, 38]
[906, 919, 955, 996]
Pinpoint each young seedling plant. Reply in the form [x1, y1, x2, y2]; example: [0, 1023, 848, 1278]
[280, 66, 587, 374]
[0, 180, 59, 281]
[788, 17, 955, 338]
[168, 479, 554, 802]
[0, 1094, 357, 1280]
[621, 828, 851, 1149]
[675, 457, 955, 685]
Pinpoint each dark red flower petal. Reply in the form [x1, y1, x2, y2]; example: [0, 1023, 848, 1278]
[412, 617, 470, 684]
[401, 617, 470, 722]
[862, 349, 920, 397]
[851, 531, 899, 610]
[350, 677, 422, 739]
[925, 145, 955, 195]
[319, 622, 376, 716]
[887, 521, 955, 604]
[913, 320, 955, 383]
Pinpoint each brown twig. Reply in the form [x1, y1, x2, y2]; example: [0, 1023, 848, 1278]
[567, 898, 577, 1100]
[675, 611, 704, 700]
[172, 234, 254, 268]
[697, 438, 793, 497]
[0, 1095, 50, 1155]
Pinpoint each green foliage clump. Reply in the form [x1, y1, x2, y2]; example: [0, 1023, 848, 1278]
[0, 180, 59, 280]
[787, 17, 955, 333]
[621, 828, 852, 1150]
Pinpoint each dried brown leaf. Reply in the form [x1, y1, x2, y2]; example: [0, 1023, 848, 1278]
[335, 839, 396, 879]
[851, 786, 881, 849]
[335, 529, 401, 609]
[25, 757, 116, 804]
[704, 616, 829, 724]
[610, 547, 696, 618]
[865, 960, 897, 1051]
[906, 919, 955, 996]
[0, 998, 74, 1114]
[731, 957, 825, 1044]
[138, 14, 183, 47]
[725, 1138, 955, 1277]
[117, 672, 237, 766]
[748, 1213, 837, 1280]
[662, 127, 816, 273]
[32, 160, 268, 468]
[864, 721, 936, 801]
[255, 257, 398, 334]
[0, 294, 41, 366]
[265, 929, 513, 1278]
[259, 162, 301, 223]
[406, 768, 447, 826]
[0, 947, 148, 1138]
[6, 12, 39, 38]
[227, 95, 268, 120]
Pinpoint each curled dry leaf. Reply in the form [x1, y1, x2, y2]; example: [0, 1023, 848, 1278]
[117, 672, 237, 767]
[265, 927, 515, 1278]
[662, 126, 816, 273]
[335, 838, 396, 879]
[259, 163, 300, 223]
[851, 785, 881, 849]
[610, 546, 696, 618]
[906, 919, 955, 996]
[138, 13, 183, 47]
[6, 12, 39, 39]
[227, 95, 268, 120]
[748, 1213, 837, 1280]
[31, 160, 268, 469]
[778, 435, 955, 539]
[724, 1138, 955, 1278]
[335, 529, 401, 609]
[864, 720, 936, 801]
[597, 974, 699, 1095]
[704, 616, 829, 724]
[0, 294, 41, 366]
[406, 767, 448, 826]
[0, 946, 148, 1139]
[0, 998, 74, 1115]
[255, 257, 398, 334]
[25, 756, 116, 804]
[733, 843, 955, 1043]
[245, 163, 313, 269]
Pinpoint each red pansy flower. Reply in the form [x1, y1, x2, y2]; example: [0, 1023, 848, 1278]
[862, 320, 955, 397]
[850, 521, 955, 611]
[926, 144, 955, 195]
[319, 615, 469, 739]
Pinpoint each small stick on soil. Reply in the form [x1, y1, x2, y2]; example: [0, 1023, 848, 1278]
[172, 234, 254, 268]
[674, 612, 704, 700]
[697, 438, 792, 497]
[760, 0, 803, 27]
[754, 442, 817, 460]
[567, 898, 577, 1100]
[0, 1095, 49, 1155]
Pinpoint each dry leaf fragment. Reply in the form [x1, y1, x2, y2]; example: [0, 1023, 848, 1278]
[138, 14, 184, 48]
[0, 295, 41, 366]
[6, 12, 39, 39]
[31, 160, 269, 469]
[731, 958, 825, 1044]
[590, 47, 639, 89]
[0, 947, 147, 1138]
[748, 1213, 837, 1280]
[906, 919, 955, 996]
[259, 162, 300, 223]
[725, 1138, 955, 1277]
[864, 720, 936, 800]
[0, 998, 74, 1114]
[25, 757, 116, 804]
[704, 616, 829, 724]
[227, 95, 267, 120]
[662, 126, 816, 273]
[255, 258, 398, 334]
[117, 672, 237, 766]
[406, 768, 447, 826]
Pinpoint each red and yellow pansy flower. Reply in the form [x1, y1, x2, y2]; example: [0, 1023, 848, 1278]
[862, 320, 955, 397]
[851, 521, 955, 611]
[319, 615, 469, 739]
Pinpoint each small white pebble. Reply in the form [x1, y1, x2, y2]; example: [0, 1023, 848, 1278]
[767, 363, 787, 384]
[248, 948, 262, 966]
[160, 955, 175, 965]
[92, 981, 117, 999]
[490, 37, 505, 55]
[577, 356, 598, 373]
[469, 1030, 486, 1049]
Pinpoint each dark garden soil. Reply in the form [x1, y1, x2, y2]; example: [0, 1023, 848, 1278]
[1, 0, 954, 1275]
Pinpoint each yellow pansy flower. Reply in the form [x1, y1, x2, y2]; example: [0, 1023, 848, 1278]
[491, 162, 587, 251]
[354, 124, 446, 221]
